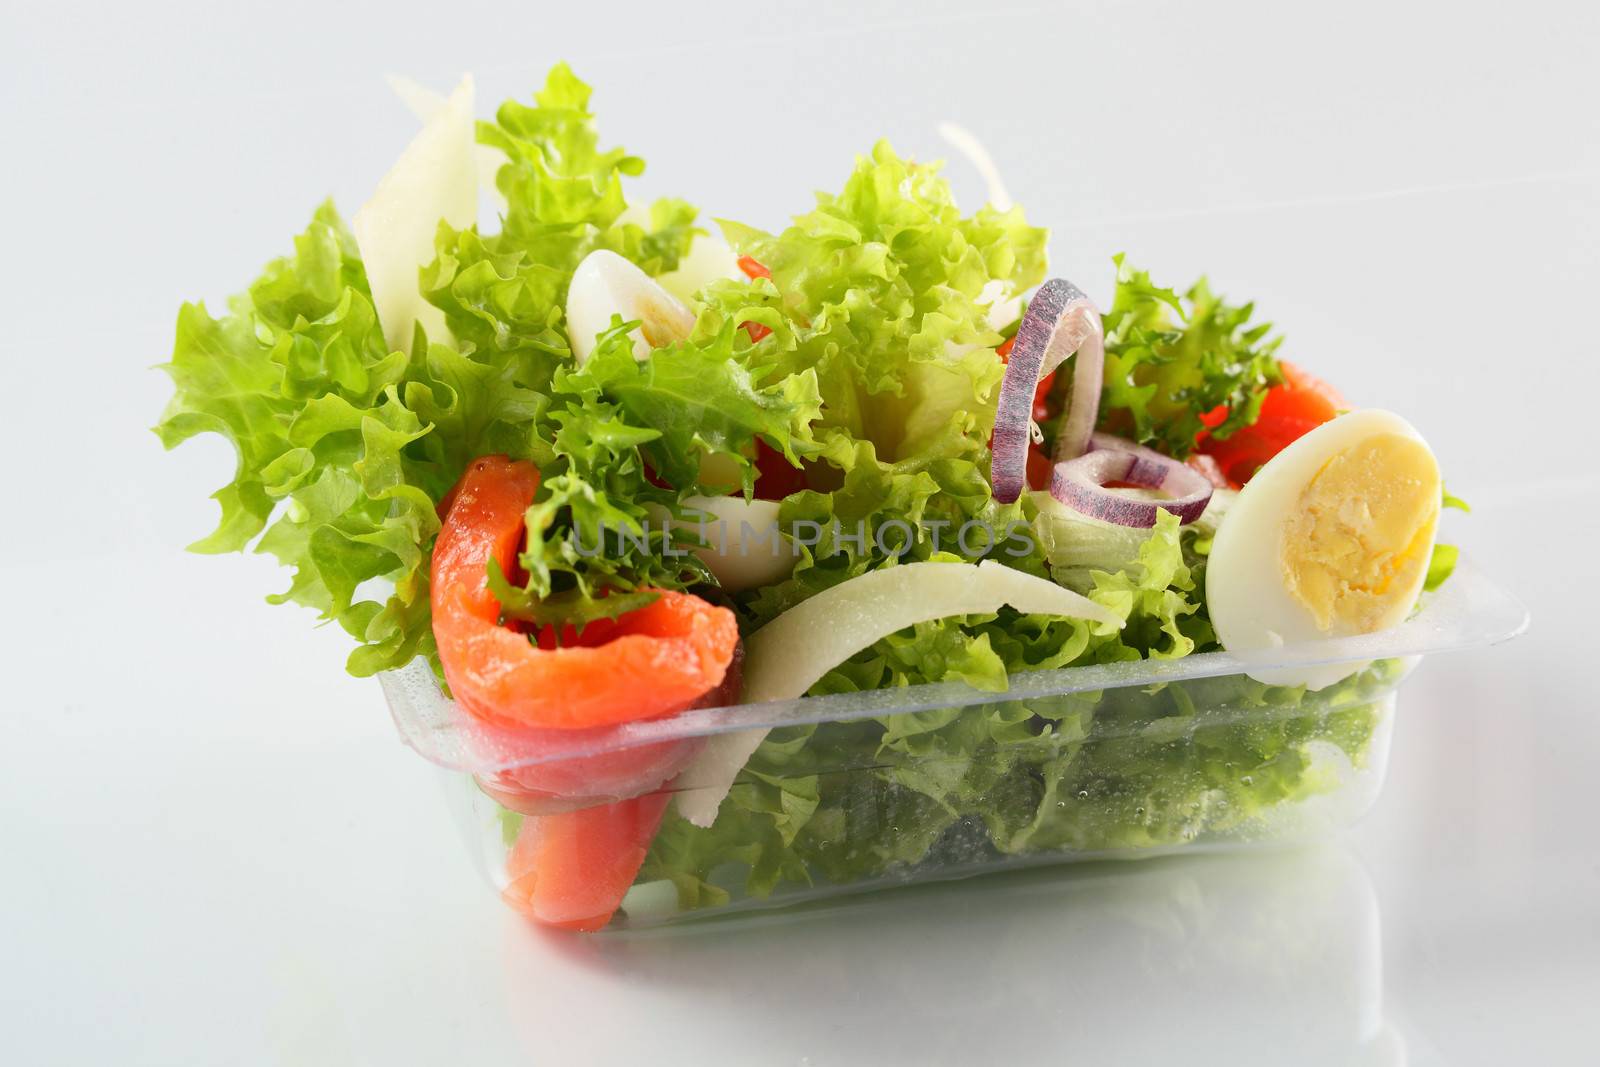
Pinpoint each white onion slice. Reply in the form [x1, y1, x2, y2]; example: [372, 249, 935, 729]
[937, 122, 1013, 211]
[385, 73, 507, 213]
[741, 560, 1119, 702]
[672, 560, 1121, 826]
[1049, 434, 1213, 527]
[992, 279, 1104, 504]
[353, 75, 477, 353]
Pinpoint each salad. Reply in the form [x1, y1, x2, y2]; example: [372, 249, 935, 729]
[158, 65, 1462, 931]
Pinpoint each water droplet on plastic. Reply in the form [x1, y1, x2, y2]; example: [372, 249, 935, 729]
[1076, 790, 1089, 800]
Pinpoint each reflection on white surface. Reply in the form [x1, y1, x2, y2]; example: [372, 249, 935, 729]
[499, 846, 1403, 1067]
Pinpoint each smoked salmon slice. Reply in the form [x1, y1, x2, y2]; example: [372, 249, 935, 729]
[430, 455, 740, 731]
[500, 792, 673, 932]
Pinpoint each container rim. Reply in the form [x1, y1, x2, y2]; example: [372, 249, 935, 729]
[379, 554, 1528, 772]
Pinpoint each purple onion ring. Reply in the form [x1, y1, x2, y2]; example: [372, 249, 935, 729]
[991, 279, 1105, 504]
[1049, 435, 1214, 527]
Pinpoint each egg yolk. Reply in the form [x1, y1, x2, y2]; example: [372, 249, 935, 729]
[1279, 433, 1441, 633]
[638, 292, 695, 350]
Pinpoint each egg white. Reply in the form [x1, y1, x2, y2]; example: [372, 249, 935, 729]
[565, 249, 696, 364]
[1205, 409, 1439, 690]
[679, 495, 798, 593]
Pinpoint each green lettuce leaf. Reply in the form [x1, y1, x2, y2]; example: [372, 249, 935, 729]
[422, 62, 699, 377]
[1093, 255, 1283, 458]
[715, 140, 1044, 465]
[156, 203, 444, 676]
[1426, 485, 1469, 591]
[565, 320, 822, 491]
[1424, 543, 1459, 592]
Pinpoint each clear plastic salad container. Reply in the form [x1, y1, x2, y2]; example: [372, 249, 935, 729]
[380, 557, 1526, 928]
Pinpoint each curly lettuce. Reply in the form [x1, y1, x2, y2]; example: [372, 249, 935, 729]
[716, 140, 1044, 463]
[1092, 254, 1283, 458]
[157, 204, 441, 674]
[156, 65, 719, 664]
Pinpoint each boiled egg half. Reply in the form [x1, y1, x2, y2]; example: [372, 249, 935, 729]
[1205, 409, 1441, 690]
[565, 249, 696, 364]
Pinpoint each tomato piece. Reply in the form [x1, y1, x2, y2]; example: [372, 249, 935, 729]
[1268, 360, 1345, 422]
[1025, 447, 1053, 491]
[501, 792, 671, 931]
[1196, 362, 1346, 486]
[753, 440, 807, 500]
[734, 256, 775, 341]
[1198, 430, 1277, 487]
[639, 462, 673, 490]
[431, 456, 740, 730]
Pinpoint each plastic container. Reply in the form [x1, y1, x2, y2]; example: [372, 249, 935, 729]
[380, 556, 1526, 929]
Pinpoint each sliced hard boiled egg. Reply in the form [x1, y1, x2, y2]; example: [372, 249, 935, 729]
[609, 206, 741, 304]
[679, 495, 798, 593]
[565, 249, 696, 364]
[1205, 409, 1442, 690]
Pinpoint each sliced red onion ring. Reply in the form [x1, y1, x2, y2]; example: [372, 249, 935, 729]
[1087, 432, 1174, 465]
[992, 278, 1105, 504]
[1049, 434, 1214, 527]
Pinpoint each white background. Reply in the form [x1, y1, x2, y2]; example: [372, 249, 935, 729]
[2, 1, 1597, 1063]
